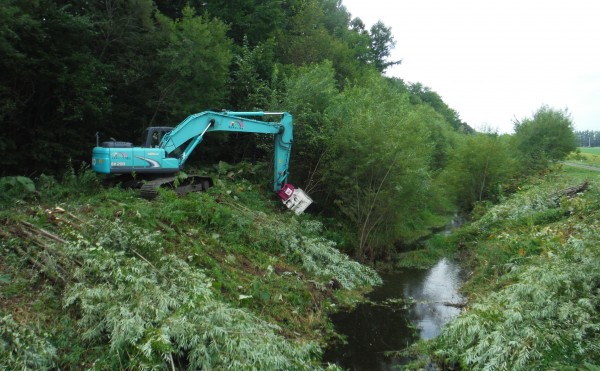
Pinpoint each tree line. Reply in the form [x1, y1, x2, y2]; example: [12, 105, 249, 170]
[0, 0, 578, 260]
[0, 0, 404, 175]
[575, 130, 600, 147]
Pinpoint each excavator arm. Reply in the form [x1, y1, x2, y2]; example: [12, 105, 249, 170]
[160, 111, 292, 192]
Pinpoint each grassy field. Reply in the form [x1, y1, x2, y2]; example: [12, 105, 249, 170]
[579, 147, 600, 155]
[562, 164, 600, 178]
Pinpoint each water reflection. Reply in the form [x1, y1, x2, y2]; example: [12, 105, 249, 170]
[405, 258, 464, 339]
[323, 258, 464, 370]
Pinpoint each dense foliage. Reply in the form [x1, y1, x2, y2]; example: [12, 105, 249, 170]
[512, 106, 578, 170]
[5, 0, 580, 259]
[322, 75, 443, 257]
[426, 169, 600, 369]
[0, 1, 590, 368]
[0, 0, 399, 176]
[0, 166, 380, 369]
[0, 0, 470, 258]
[441, 132, 517, 209]
[1, 1, 582, 259]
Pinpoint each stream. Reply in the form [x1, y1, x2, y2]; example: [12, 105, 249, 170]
[323, 258, 465, 370]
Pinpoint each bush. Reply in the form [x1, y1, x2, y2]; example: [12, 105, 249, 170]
[0, 176, 36, 204]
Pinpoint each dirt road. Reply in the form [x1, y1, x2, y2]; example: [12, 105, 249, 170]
[562, 162, 600, 172]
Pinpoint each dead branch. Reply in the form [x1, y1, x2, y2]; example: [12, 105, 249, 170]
[442, 301, 468, 309]
[555, 181, 589, 198]
[20, 220, 67, 244]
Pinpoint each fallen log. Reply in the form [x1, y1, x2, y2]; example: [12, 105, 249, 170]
[442, 301, 468, 309]
[554, 181, 589, 199]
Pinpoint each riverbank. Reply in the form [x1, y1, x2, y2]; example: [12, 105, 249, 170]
[0, 167, 380, 369]
[401, 165, 600, 369]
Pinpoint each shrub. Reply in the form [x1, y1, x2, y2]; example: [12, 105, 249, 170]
[0, 176, 36, 204]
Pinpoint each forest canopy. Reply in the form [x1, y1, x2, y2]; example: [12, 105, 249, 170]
[0, 0, 404, 174]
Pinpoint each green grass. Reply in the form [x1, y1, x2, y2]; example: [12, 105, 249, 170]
[562, 164, 600, 180]
[579, 147, 600, 155]
[565, 148, 600, 167]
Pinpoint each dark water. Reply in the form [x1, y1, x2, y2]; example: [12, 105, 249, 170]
[323, 258, 464, 370]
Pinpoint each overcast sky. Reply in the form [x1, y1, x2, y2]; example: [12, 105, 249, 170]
[342, 0, 600, 133]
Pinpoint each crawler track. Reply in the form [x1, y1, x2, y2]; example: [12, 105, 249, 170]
[139, 175, 214, 200]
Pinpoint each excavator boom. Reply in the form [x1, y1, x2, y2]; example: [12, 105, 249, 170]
[160, 111, 292, 192]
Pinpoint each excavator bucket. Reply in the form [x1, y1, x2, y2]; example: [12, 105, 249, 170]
[280, 186, 313, 215]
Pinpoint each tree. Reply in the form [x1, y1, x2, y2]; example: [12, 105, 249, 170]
[279, 61, 338, 194]
[575, 130, 600, 147]
[442, 132, 518, 209]
[228, 37, 274, 110]
[513, 106, 578, 170]
[408, 83, 473, 133]
[321, 73, 438, 259]
[0, 0, 109, 175]
[198, 0, 285, 45]
[367, 21, 401, 73]
[153, 7, 232, 120]
[275, 0, 356, 78]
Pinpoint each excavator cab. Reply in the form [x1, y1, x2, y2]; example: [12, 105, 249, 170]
[140, 127, 173, 148]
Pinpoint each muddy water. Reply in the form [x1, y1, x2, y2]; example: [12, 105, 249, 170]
[323, 258, 464, 370]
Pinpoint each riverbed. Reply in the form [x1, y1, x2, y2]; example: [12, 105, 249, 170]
[323, 258, 464, 370]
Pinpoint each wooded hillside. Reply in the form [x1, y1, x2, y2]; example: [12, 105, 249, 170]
[2, 0, 468, 175]
[1, 0, 578, 259]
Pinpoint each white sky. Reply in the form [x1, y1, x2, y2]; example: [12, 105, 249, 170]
[342, 0, 600, 133]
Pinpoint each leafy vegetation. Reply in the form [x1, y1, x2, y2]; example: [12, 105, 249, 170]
[512, 106, 578, 170]
[0, 2, 582, 262]
[1, 0, 592, 368]
[580, 147, 600, 155]
[441, 132, 517, 209]
[322, 74, 445, 258]
[402, 167, 600, 369]
[0, 0, 399, 176]
[0, 167, 380, 369]
[566, 147, 600, 168]
[0, 0, 474, 260]
[0, 314, 56, 369]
